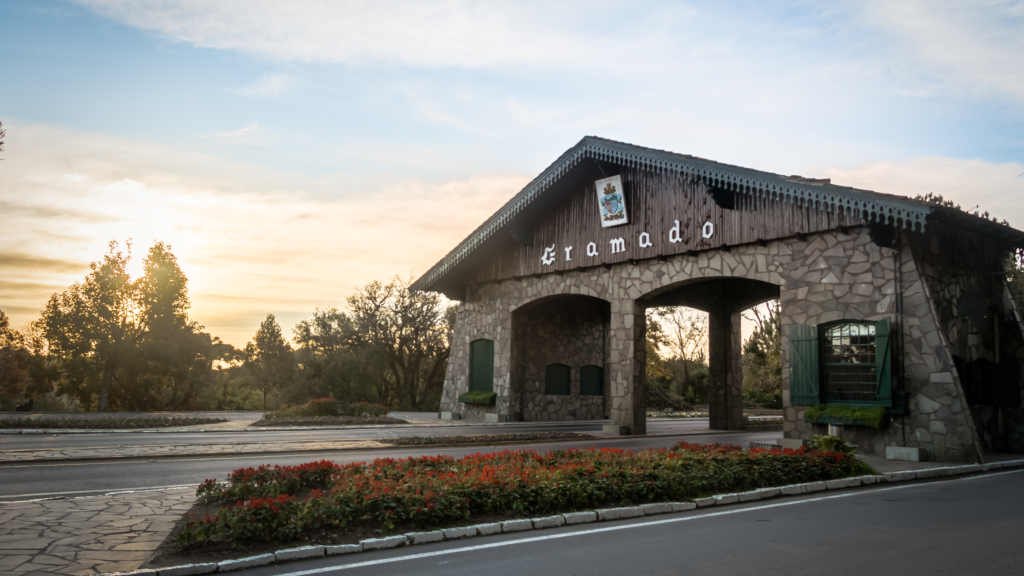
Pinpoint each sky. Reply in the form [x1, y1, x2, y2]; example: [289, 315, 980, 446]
[1, 0, 1023, 347]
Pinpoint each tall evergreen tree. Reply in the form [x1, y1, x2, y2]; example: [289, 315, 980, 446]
[244, 314, 293, 410]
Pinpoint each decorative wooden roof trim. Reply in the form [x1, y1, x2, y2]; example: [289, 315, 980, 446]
[412, 136, 942, 292]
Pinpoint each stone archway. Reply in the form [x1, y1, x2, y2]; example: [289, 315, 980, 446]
[640, 277, 780, 430]
[510, 294, 612, 421]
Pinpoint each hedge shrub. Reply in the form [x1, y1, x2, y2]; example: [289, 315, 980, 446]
[179, 442, 872, 548]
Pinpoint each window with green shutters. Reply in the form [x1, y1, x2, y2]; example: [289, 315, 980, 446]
[469, 339, 494, 393]
[789, 319, 894, 408]
[545, 364, 571, 395]
[579, 365, 603, 396]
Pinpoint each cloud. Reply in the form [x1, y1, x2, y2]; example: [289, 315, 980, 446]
[0, 121, 527, 345]
[76, 0, 684, 70]
[211, 122, 275, 144]
[228, 73, 294, 97]
[857, 0, 1024, 103]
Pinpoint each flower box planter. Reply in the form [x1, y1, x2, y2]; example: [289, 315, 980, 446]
[804, 404, 889, 430]
[458, 391, 497, 405]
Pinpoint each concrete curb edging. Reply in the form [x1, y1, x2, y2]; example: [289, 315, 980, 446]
[106, 458, 1024, 576]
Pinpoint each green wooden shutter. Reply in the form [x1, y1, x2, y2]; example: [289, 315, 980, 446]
[875, 317, 893, 407]
[470, 339, 494, 393]
[789, 323, 819, 405]
[580, 365, 603, 396]
[545, 364, 571, 395]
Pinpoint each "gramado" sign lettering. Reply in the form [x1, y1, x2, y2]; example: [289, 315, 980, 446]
[539, 177, 715, 266]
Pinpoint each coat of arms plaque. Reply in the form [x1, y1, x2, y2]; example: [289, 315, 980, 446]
[596, 175, 628, 228]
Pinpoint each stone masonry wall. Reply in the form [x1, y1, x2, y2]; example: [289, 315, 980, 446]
[907, 222, 1024, 454]
[440, 226, 986, 460]
[779, 227, 983, 462]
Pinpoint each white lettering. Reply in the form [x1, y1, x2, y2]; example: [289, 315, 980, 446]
[639, 232, 652, 248]
[669, 220, 682, 243]
[564, 246, 573, 261]
[610, 238, 625, 253]
[586, 242, 599, 257]
[541, 244, 556, 265]
[702, 221, 714, 239]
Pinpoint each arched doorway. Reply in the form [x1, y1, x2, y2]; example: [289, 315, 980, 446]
[641, 277, 780, 430]
[510, 294, 611, 421]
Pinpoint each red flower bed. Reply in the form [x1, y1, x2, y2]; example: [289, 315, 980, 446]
[179, 442, 869, 548]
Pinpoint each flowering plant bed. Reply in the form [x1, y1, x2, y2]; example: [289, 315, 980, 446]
[171, 442, 873, 555]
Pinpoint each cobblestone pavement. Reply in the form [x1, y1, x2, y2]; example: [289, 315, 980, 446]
[0, 488, 192, 575]
[0, 439, 392, 463]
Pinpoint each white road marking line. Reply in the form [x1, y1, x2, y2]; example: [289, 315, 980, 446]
[274, 468, 1024, 576]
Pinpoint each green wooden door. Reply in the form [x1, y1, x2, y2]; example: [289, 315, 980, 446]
[579, 365, 603, 396]
[545, 364, 571, 395]
[470, 339, 494, 393]
[789, 323, 819, 405]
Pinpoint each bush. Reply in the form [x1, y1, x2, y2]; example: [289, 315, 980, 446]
[808, 435, 855, 454]
[804, 404, 889, 429]
[182, 441, 870, 548]
[267, 398, 338, 420]
[457, 391, 496, 405]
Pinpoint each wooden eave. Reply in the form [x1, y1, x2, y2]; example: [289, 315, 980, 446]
[411, 136, 1024, 296]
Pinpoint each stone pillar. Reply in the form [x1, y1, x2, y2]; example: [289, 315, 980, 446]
[708, 310, 744, 430]
[607, 299, 646, 435]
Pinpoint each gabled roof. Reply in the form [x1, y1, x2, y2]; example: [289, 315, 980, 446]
[412, 136, 1024, 293]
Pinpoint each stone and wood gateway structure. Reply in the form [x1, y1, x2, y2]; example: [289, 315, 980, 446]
[411, 136, 1024, 463]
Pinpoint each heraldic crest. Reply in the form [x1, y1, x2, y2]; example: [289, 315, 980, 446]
[596, 175, 628, 228]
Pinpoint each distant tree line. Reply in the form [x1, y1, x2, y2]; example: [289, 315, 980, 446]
[0, 241, 452, 412]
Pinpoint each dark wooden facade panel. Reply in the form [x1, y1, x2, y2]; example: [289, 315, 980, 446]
[474, 167, 866, 283]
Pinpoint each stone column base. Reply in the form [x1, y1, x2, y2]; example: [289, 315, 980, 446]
[603, 424, 631, 436]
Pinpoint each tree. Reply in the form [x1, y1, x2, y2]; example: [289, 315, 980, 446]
[0, 120, 6, 159]
[654, 307, 709, 400]
[39, 240, 221, 411]
[742, 300, 782, 408]
[244, 314, 293, 410]
[347, 277, 452, 410]
[42, 241, 140, 410]
[292, 308, 388, 403]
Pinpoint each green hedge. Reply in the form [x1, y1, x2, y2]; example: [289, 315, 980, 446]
[458, 391, 497, 405]
[804, 404, 889, 429]
[180, 442, 874, 548]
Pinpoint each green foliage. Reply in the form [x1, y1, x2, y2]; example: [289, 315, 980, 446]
[183, 442, 867, 548]
[270, 398, 339, 418]
[346, 277, 452, 410]
[244, 314, 293, 411]
[0, 311, 56, 409]
[458, 390, 497, 405]
[807, 434, 856, 454]
[804, 404, 889, 429]
[0, 416, 226, 429]
[37, 241, 235, 411]
[742, 300, 782, 409]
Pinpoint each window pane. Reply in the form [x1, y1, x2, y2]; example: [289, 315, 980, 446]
[821, 323, 876, 403]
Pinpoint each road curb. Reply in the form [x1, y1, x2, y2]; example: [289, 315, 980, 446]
[106, 457, 1024, 576]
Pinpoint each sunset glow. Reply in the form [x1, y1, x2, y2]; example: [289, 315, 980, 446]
[2, 1, 1022, 347]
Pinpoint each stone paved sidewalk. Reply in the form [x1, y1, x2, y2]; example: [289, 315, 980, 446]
[0, 488, 193, 575]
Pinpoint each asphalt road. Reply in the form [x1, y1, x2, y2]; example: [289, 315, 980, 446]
[0, 431, 778, 500]
[0, 419, 723, 450]
[235, 468, 1024, 576]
